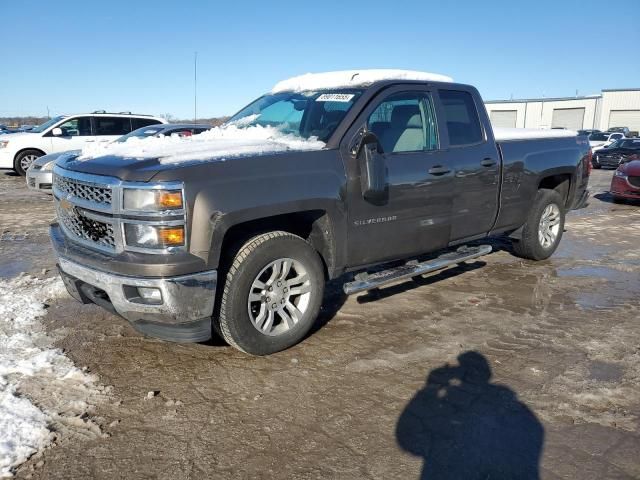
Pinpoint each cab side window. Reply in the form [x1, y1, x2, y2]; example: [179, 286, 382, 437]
[94, 117, 133, 136]
[439, 90, 484, 146]
[57, 117, 92, 136]
[367, 93, 438, 154]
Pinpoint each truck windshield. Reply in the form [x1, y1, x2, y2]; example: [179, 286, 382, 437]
[227, 90, 363, 142]
[30, 116, 66, 133]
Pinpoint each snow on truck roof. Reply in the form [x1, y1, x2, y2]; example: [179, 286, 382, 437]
[271, 69, 454, 93]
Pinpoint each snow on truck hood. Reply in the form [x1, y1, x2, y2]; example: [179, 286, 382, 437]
[271, 69, 454, 93]
[78, 124, 325, 164]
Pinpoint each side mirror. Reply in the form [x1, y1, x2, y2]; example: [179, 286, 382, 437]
[51, 127, 63, 136]
[357, 132, 388, 204]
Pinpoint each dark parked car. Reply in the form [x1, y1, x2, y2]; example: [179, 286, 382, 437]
[577, 129, 601, 136]
[49, 70, 591, 355]
[607, 127, 631, 136]
[592, 138, 640, 168]
[610, 160, 640, 202]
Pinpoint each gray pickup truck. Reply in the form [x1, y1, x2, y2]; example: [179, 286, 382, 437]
[50, 70, 591, 355]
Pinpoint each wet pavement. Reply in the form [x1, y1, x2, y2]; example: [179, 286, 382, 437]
[1, 168, 639, 479]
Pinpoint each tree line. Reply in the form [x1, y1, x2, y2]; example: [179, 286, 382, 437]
[0, 116, 230, 128]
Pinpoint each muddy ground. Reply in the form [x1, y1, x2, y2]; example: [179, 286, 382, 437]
[1, 169, 639, 479]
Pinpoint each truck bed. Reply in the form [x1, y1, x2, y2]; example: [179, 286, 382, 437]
[493, 127, 578, 141]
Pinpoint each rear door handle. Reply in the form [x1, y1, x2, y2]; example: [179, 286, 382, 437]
[480, 158, 497, 167]
[428, 166, 451, 176]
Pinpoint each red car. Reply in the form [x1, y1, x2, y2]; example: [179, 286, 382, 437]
[611, 160, 640, 202]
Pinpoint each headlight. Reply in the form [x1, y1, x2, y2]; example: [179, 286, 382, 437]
[0, 140, 9, 149]
[41, 161, 55, 171]
[124, 224, 185, 249]
[122, 188, 183, 212]
[615, 169, 627, 178]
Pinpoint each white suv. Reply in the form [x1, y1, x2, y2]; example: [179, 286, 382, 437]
[0, 111, 167, 175]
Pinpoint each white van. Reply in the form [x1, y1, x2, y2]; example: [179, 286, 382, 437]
[0, 111, 166, 175]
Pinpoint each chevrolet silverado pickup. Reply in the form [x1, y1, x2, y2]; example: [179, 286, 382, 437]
[50, 70, 591, 355]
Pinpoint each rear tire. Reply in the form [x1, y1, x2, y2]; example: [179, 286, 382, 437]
[512, 189, 565, 261]
[14, 149, 44, 176]
[216, 231, 325, 355]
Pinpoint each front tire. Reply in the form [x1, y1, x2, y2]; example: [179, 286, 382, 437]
[216, 231, 325, 355]
[512, 189, 565, 260]
[14, 149, 44, 176]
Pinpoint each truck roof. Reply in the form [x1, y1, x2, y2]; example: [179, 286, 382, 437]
[271, 69, 454, 93]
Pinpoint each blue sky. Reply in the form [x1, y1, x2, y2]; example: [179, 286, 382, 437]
[1, 0, 638, 119]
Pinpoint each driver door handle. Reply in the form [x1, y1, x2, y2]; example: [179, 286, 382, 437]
[428, 165, 451, 176]
[480, 158, 497, 167]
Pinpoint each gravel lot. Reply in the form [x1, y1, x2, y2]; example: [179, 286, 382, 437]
[1, 168, 639, 479]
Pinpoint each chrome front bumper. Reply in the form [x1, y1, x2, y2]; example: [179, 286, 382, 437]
[56, 256, 217, 342]
[26, 168, 54, 193]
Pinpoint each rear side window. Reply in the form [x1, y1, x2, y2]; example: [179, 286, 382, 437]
[439, 90, 484, 146]
[94, 117, 132, 136]
[132, 118, 163, 130]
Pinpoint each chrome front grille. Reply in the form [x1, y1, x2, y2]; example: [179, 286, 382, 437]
[55, 203, 116, 251]
[53, 174, 113, 206]
[52, 166, 186, 255]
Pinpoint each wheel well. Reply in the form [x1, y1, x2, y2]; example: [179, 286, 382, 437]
[217, 210, 335, 277]
[539, 174, 571, 207]
[14, 148, 46, 162]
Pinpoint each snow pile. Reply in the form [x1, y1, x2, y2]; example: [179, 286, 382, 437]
[0, 275, 102, 477]
[78, 123, 325, 164]
[271, 69, 453, 93]
[494, 127, 578, 141]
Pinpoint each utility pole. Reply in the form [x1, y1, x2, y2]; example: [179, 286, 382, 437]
[194, 52, 198, 125]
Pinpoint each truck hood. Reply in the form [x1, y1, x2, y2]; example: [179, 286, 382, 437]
[58, 124, 327, 182]
[57, 152, 169, 182]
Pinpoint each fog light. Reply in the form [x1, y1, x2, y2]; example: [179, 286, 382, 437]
[137, 287, 162, 304]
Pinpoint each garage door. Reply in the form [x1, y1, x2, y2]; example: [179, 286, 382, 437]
[608, 110, 640, 133]
[552, 108, 585, 130]
[490, 110, 517, 128]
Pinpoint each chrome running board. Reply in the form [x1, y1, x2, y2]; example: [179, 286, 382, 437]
[343, 245, 492, 295]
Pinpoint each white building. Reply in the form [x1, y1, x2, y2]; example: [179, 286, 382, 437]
[484, 88, 640, 134]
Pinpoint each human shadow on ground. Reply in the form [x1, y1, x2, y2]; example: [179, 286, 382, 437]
[396, 351, 544, 480]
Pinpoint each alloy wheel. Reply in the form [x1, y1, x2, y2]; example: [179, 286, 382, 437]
[247, 258, 312, 336]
